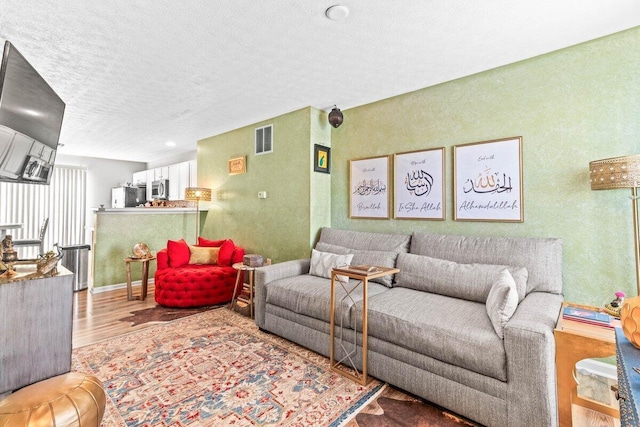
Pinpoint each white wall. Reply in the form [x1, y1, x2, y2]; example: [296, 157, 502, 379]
[55, 154, 147, 243]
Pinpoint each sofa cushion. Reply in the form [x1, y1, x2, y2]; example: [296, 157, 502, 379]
[486, 270, 519, 339]
[309, 249, 354, 283]
[396, 252, 528, 303]
[265, 274, 389, 328]
[356, 287, 507, 381]
[188, 245, 219, 265]
[409, 232, 562, 296]
[197, 237, 235, 266]
[319, 227, 411, 253]
[315, 242, 398, 287]
[167, 239, 190, 268]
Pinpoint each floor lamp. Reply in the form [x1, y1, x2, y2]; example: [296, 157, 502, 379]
[589, 154, 640, 295]
[185, 187, 212, 243]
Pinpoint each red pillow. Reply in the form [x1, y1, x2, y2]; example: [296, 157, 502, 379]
[166, 239, 190, 267]
[197, 237, 235, 266]
[198, 236, 226, 247]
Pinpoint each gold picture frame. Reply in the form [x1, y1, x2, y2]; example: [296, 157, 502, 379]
[228, 156, 246, 175]
[453, 136, 523, 222]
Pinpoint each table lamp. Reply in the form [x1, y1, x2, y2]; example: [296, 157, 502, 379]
[589, 154, 640, 294]
[185, 187, 212, 243]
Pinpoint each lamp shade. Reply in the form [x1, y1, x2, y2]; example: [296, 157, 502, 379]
[184, 187, 212, 202]
[589, 154, 640, 190]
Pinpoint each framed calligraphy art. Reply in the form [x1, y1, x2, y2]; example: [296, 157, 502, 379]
[349, 155, 390, 219]
[453, 137, 523, 222]
[393, 148, 445, 220]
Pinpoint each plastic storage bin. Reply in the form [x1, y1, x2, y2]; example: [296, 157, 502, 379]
[60, 244, 91, 291]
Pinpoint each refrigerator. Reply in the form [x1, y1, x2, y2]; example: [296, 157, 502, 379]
[111, 186, 146, 208]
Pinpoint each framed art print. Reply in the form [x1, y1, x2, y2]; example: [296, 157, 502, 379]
[313, 144, 331, 174]
[453, 137, 523, 222]
[393, 147, 445, 220]
[228, 156, 246, 175]
[349, 155, 390, 219]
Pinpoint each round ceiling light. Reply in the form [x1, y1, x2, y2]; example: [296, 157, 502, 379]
[325, 5, 349, 21]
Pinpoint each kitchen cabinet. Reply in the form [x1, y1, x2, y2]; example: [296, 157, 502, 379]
[189, 160, 197, 186]
[132, 171, 146, 186]
[154, 167, 169, 181]
[168, 164, 180, 200]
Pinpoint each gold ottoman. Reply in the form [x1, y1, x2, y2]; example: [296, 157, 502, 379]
[0, 372, 106, 426]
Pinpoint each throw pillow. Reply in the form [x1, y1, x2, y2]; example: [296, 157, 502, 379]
[197, 237, 235, 266]
[166, 239, 190, 268]
[486, 269, 519, 339]
[188, 245, 220, 265]
[309, 249, 354, 284]
[315, 241, 398, 287]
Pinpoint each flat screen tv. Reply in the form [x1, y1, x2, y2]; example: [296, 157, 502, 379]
[0, 41, 65, 185]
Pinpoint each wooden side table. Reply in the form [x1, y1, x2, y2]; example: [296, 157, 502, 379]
[230, 262, 255, 318]
[554, 302, 618, 427]
[329, 265, 399, 385]
[123, 256, 155, 301]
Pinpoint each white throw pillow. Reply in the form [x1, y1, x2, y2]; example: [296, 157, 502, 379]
[486, 269, 519, 339]
[309, 249, 354, 284]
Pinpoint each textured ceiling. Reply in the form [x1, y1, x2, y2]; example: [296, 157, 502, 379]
[0, 1, 638, 164]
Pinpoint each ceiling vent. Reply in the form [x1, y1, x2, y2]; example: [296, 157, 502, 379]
[255, 124, 273, 155]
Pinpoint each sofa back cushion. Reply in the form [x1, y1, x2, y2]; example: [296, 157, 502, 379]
[319, 227, 411, 253]
[315, 242, 398, 287]
[396, 252, 527, 303]
[409, 232, 562, 296]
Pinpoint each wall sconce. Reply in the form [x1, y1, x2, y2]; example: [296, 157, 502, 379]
[328, 106, 343, 128]
[185, 187, 212, 243]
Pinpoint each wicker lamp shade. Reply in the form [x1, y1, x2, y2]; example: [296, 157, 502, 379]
[589, 154, 640, 190]
[185, 187, 212, 202]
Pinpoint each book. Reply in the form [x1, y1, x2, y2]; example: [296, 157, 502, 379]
[561, 317, 616, 339]
[563, 306, 611, 325]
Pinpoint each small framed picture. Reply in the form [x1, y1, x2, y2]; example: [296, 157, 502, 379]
[314, 144, 331, 174]
[349, 155, 390, 219]
[453, 136, 523, 222]
[228, 156, 246, 175]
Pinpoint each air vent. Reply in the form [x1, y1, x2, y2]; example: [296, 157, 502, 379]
[255, 124, 273, 155]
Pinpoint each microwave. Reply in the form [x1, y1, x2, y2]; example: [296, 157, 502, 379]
[151, 179, 169, 199]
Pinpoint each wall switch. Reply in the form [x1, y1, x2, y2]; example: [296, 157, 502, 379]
[258, 191, 267, 199]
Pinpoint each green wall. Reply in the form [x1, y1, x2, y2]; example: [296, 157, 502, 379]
[198, 107, 331, 262]
[93, 211, 196, 288]
[331, 27, 640, 305]
[197, 27, 639, 306]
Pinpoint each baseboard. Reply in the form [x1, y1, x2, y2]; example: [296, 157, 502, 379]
[90, 279, 155, 294]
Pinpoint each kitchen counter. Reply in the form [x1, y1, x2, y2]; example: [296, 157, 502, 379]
[94, 207, 207, 214]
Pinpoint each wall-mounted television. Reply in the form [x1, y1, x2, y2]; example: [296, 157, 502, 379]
[0, 41, 65, 185]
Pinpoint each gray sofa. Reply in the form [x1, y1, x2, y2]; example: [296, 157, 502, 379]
[254, 228, 563, 427]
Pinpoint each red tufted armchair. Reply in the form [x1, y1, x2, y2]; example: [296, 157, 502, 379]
[154, 237, 245, 308]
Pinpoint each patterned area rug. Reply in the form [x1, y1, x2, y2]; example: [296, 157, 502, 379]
[73, 309, 383, 426]
[118, 304, 221, 326]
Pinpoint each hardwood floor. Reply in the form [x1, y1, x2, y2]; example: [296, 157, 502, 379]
[72, 283, 157, 348]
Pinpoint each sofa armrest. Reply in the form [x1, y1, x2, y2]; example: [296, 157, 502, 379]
[254, 259, 311, 328]
[504, 291, 563, 427]
[156, 248, 169, 270]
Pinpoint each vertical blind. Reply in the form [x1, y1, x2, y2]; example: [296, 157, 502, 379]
[0, 166, 87, 258]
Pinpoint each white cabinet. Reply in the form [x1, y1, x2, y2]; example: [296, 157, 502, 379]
[168, 164, 180, 200]
[189, 160, 197, 187]
[132, 171, 146, 186]
[154, 167, 169, 180]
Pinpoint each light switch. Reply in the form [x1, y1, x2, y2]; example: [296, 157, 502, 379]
[258, 191, 267, 199]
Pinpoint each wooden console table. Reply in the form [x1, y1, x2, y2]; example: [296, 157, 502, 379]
[329, 265, 399, 385]
[554, 302, 618, 427]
